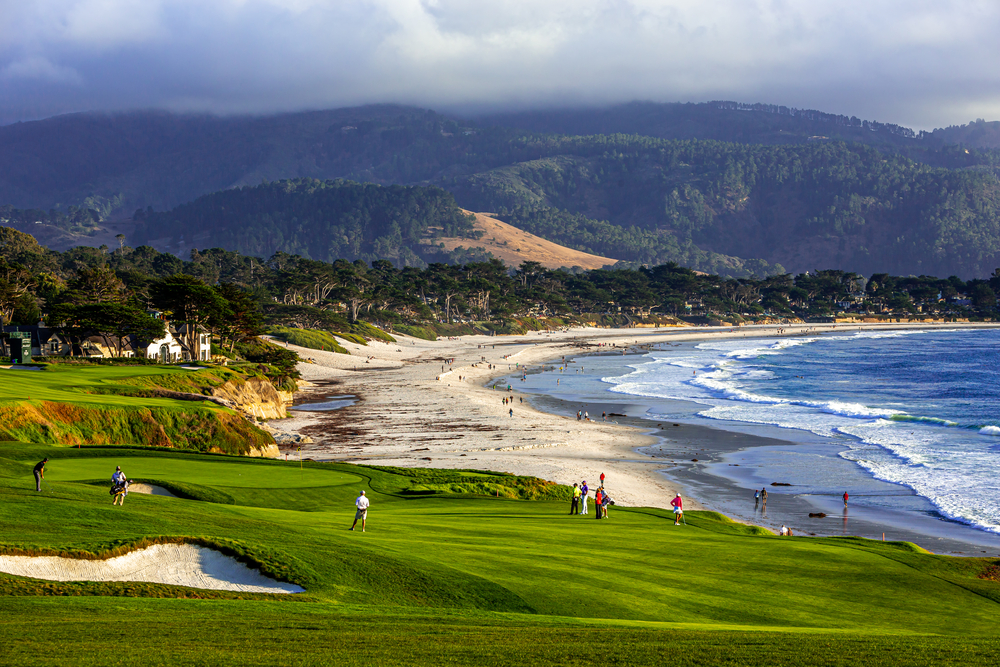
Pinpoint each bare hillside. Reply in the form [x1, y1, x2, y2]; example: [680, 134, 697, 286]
[435, 212, 617, 270]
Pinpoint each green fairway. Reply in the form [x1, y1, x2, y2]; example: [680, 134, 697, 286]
[0, 365, 274, 453]
[2, 443, 1000, 665]
[0, 364, 211, 408]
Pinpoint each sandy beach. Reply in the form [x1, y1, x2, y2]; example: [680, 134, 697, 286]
[271, 321, 999, 525]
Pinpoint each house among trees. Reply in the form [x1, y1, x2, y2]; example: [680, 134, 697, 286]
[173, 324, 212, 362]
[2, 320, 205, 363]
[138, 326, 185, 362]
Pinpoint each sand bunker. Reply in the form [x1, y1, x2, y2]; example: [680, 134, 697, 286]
[0, 543, 304, 594]
[128, 483, 176, 497]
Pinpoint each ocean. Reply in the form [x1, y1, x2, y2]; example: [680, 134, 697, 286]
[598, 329, 1000, 535]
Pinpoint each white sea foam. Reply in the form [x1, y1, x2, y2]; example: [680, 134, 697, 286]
[838, 421, 1000, 533]
[602, 329, 1000, 534]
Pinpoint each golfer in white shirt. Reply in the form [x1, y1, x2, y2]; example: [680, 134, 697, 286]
[351, 490, 370, 532]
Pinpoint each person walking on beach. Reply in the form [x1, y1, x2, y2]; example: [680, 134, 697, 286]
[570, 484, 581, 515]
[351, 490, 370, 532]
[33, 458, 48, 491]
[600, 472, 605, 487]
[671, 493, 684, 525]
[580, 481, 589, 515]
[509, 407, 513, 418]
[843, 491, 849, 507]
[760, 488, 768, 512]
[754, 489, 760, 510]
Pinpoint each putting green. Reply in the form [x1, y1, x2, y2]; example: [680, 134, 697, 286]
[50, 457, 362, 489]
[0, 365, 222, 409]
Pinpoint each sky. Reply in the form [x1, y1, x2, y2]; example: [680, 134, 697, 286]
[1, 0, 998, 129]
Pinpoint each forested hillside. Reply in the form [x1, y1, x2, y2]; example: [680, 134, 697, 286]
[130, 179, 479, 266]
[2, 228, 998, 349]
[930, 119, 1000, 149]
[449, 137, 1000, 278]
[484, 101, 931, 147]
[2, 103, 1000, 277]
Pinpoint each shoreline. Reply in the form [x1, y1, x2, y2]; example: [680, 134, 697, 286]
[274, 321, 1000, 552]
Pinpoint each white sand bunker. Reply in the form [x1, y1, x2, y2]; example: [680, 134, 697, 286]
[0, 543, 304, 594]
[128, 483, 176, 497]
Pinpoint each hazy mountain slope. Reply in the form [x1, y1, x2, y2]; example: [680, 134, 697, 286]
[3, 104, 1000, 277]
[0, 105, 509, 213]
[481, 101, 927, 147]
[930, 119, 1000, 149]
[129, 178, 482, 267]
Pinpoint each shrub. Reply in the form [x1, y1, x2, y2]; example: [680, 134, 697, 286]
[395, 325, 437, 341]
[267, 327, 348, 354]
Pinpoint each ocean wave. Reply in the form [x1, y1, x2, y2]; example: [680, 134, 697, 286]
[890, 414, 960, 427]
[689, 370, 897, 419]
[837, 425, 1000, 534]
[603, 328, 1000, 535]
[696, 338, 817, 360]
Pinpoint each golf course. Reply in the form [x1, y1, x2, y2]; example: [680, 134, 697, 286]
[2, 443, 1000, 665]
[3, 364, 1000, 665]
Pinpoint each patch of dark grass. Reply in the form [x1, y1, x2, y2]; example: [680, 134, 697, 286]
[363, 465, 571, 500]
[394, 324, 437, 341]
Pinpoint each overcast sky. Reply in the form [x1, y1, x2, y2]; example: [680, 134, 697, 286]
[1, 0, 998, 129]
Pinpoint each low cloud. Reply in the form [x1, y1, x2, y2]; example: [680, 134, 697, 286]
[1, 0, 998, 129]
[1, 56, 83, 85]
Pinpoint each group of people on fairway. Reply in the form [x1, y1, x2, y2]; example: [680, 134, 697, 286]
[570, 474, 686, 526]
[31, 459, 693, 533]
[570, 480, 612, 519]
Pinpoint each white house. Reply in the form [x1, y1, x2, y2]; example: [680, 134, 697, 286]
[142, 328, 185, 363]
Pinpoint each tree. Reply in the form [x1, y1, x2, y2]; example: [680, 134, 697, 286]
[149, 275, 227, 351]
[0, 259, 32, 327]
[51, 302, 165, 357]
[64, 266, 128, 304]
[970, 283, 997, 310]
[213, 283, 263, 353]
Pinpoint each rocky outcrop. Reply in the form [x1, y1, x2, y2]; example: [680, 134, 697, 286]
[210, 377, 287, 420]
[258, 422, 313, 446]
[248, 444, 281, 458]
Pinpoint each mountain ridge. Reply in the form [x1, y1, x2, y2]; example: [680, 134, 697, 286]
[2, 102, 1000, 277]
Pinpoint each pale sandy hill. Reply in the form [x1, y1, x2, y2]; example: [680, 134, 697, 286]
[432, 211, 617, 270]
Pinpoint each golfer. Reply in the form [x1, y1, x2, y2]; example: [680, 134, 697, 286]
[671, 493, 684, 525]
[351, 490, 370, 532]
[570, 483, 581, 515]
[33, 458, 48, 492]
[580, 480, 589, 515]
